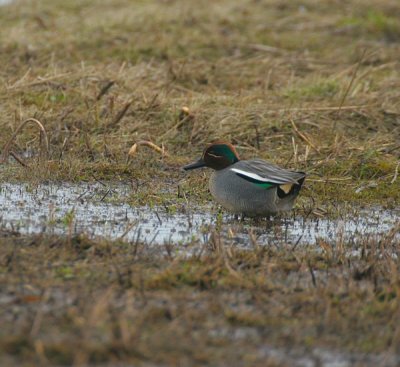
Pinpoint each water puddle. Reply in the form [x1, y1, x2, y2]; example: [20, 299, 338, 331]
[258, 344, 400, 367]
[0, 182, 398, 247]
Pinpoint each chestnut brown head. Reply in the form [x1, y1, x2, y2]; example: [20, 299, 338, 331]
[183, 142, 240, 171]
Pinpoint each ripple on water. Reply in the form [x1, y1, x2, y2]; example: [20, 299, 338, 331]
[0, 183, 398, 247]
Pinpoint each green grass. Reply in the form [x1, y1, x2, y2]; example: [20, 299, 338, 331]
[284, 80, 340, 101]
[339, 10, 400, 40]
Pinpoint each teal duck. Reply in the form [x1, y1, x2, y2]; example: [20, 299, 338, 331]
[183, 141, 306, 217]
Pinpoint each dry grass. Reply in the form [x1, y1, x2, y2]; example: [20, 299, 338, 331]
[0, 0, 400, 365]
[1, 229, 399, 366]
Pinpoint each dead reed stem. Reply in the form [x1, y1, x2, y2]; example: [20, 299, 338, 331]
[0, 118, 49, 164]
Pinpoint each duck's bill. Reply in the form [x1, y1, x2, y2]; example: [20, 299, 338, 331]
[183, 159, 206, 170]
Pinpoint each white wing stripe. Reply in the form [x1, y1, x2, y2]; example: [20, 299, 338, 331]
[231, 168, 290, 184]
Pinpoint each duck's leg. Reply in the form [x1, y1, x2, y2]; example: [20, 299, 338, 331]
[252, 216, 263, 225]
[262, 215, 275, 228]
[233, 213, 246, 222]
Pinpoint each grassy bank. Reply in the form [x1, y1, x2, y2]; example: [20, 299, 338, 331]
[1, 230, 399, 366]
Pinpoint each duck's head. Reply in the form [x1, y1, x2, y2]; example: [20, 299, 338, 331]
[183, 141, 240, 171]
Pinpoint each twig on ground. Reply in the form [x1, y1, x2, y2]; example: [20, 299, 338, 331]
[270, 105, 375, 113]
[96, 80, 115, 101]
[9, 151, 28, 167]
[290, 119, 320, 153]
[391, 162, 399, 184]
[0, 118, 49, 164]
[128, 140, 169, 158]
[109, 99, 133, 127]
[334, 48, 367, 130]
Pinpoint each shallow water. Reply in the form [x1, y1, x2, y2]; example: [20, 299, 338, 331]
[0, 182, 398, 247]
[258, 344, 400, 367]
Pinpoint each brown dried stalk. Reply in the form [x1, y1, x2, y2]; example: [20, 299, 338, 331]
[0, 118, 49, 164]
[96, 80, 115, 101]
[109, 99, 133, 127]
[290, 119, 320, 153]
[128, 140, 169, 158]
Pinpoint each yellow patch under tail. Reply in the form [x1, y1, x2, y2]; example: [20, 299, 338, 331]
[279, 183, 293, 194]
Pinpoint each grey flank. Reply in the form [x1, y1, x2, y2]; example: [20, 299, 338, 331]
[209, 160, 305, 217]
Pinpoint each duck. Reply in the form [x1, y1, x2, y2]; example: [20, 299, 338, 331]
[183, 141, 306, 217]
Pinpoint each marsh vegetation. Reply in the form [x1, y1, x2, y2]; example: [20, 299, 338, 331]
[0, 0, 399, 365]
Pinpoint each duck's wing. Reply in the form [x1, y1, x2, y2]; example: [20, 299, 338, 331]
[230, 159, 305, 185]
